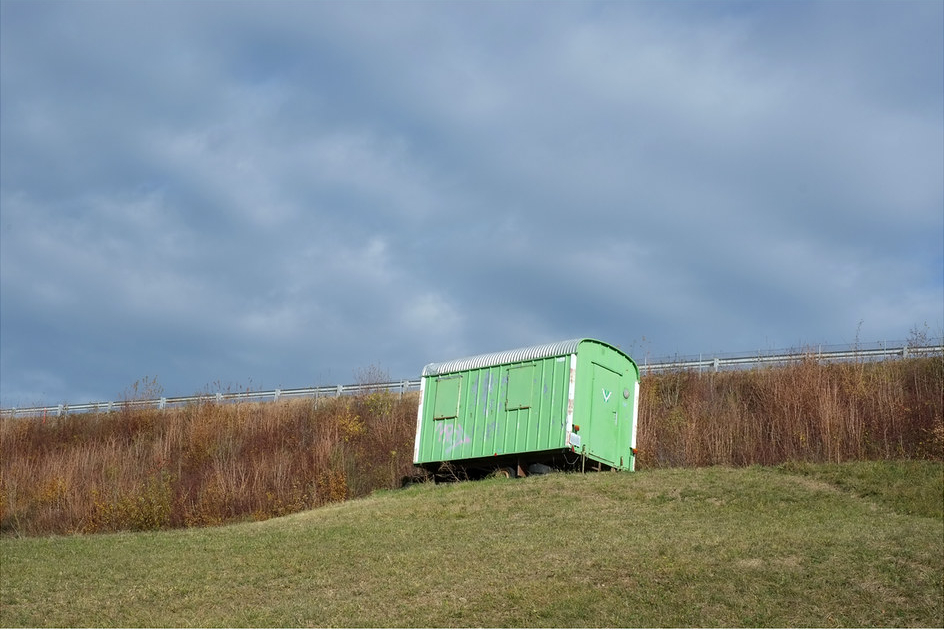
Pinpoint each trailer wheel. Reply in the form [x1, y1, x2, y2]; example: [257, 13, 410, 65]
[497, 466, 518, 479]
[527, 463, 555, 476]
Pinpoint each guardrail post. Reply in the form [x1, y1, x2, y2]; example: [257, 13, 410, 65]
[216, 392, 223, 404]
[713, 358, 720, 372]
[57, 404, 64, 417]
[336, 384, 343, 397]
[274, 388, 281, 402]
[159, 397, 166, 410]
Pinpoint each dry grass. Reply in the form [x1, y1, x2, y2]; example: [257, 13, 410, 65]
[0, 393, 419, 536]
[636, 356, 943, 468]
[1, 355, 941, 537]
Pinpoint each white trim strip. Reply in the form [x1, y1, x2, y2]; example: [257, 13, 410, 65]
[630, 380, 640, 471]
[413, 377, 427, 463]
[565, 353, 578, 446]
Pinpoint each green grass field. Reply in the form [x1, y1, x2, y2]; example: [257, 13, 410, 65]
[1, 461, 941, 628]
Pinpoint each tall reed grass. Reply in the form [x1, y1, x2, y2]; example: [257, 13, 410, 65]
[0, 392, 418, 536]
[635, 356, 943, 468]
[1, 356, 941, 536]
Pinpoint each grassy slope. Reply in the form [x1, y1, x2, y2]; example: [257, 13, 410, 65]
[1, 462, 941, 628]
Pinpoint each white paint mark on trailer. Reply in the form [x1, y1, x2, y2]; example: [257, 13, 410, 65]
[436, 422, 472, 455]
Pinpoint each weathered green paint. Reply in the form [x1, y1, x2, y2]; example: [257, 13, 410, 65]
[413, 338, 640, 473]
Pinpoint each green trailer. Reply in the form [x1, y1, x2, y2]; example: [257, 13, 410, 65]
[413, 338, 640, 477]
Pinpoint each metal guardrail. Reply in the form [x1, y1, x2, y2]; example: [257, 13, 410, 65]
[1, 381, 422, 419]
[639, 341, 943, 375]
[2, 341, 941, 419]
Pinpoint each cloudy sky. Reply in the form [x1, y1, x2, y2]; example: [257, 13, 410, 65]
[1, 1, 942, 408]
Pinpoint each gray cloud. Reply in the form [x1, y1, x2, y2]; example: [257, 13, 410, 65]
[2, 0, 941, 407]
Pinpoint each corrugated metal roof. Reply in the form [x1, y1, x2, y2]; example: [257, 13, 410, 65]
[422, 338, 586, 376]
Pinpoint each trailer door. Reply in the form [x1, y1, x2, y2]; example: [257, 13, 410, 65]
[586, 362, 621, 467]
